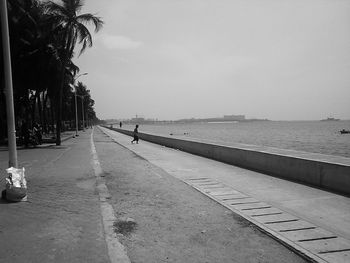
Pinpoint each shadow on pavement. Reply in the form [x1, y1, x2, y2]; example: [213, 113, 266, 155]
[0, 145, 70, 152]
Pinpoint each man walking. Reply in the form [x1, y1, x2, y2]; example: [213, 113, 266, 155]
[131, 124, 139, 144]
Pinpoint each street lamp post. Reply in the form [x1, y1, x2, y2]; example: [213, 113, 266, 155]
[74, 91, 78, 136]
[80, 95, 85, 131]
[76, 94, 89, 132]
[71, 73, 88, 136]
[1, 1, 17, 168]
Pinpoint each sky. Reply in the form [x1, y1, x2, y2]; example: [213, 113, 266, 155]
[74, 0, 350, 121]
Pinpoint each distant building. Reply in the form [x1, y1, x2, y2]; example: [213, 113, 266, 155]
[223, 115, 245, 121]
[131, 117, 144, 123]
[131, 115, 145, 123]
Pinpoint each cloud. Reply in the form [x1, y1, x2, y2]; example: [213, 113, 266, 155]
[100, 34, 143, 49]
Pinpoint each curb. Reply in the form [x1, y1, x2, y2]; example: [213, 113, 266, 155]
[42, 134, 75, 144]
[91, 127, 131, 263]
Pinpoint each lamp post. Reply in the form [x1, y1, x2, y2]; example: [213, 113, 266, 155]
[1, 1, 17, 168]
[71, 73, 87, 137]
[76, 94, 89, 131]
[74, 90, 78, 136]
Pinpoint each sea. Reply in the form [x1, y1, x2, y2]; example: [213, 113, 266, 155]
[117, 120, 350, 158]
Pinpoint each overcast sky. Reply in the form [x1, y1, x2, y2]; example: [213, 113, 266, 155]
[74, 0, 350, 121]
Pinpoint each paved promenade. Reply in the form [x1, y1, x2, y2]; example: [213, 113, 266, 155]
[93, 127, 306, 263]
[0, 130, 111, 263]
[100, 126, 350, 263]
[0, 126, 348, 262]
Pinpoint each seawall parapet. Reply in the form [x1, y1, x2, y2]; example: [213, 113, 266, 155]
[105, 126, 350, 196]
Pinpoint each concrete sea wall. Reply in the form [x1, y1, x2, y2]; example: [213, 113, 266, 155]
[106, 126, 350, 195]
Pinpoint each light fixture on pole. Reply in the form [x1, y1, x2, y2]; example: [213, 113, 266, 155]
[71, 73, 87, 137]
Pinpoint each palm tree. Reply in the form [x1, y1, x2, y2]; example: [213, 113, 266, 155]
[0, 0, 101, 143]
[6, 0, 60, 133]
[44, 0, 103, 145]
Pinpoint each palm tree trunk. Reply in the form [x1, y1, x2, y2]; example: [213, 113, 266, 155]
[55, 67, 64, 145]
[43, 92, 48, 134]
[56, 29, 73, 145]
[34, 90, 41, 124]
[38, 91, 43, 126]
[31, 91, 37, 126]
[50, 99, 55, 135]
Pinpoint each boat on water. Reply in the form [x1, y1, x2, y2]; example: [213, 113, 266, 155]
[340, 129, 350, 134]
[321, 117, 340, 121]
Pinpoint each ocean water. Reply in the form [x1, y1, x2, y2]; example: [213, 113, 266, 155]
[119, 121, 350, 158]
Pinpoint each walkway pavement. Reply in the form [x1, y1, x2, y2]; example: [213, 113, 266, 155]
[0, 126, 348, 262]
[0, 129, 111, 263]
[0, 127, 307, 263]
[100, 126, 350, 263]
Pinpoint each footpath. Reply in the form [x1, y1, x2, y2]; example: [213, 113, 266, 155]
[93, 126, 307, 263]
[0, 127, 307, 263]
[99, 126, 350, 263]
[0, 126, 348, 262]
[0, 129, 110, 263]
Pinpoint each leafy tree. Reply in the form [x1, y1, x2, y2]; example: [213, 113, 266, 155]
[44, 0, 103, 145]
[0, 0, 102, 143]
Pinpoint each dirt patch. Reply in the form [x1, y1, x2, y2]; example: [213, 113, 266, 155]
[113, 218, 137, 236]
[100, 171, 112, 177]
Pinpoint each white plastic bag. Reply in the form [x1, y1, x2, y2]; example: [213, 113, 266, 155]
[4, 167, 27, 201]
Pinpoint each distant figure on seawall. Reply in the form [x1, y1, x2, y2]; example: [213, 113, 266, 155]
[131, 124, 139, 144]
[119, 121, 122, 128]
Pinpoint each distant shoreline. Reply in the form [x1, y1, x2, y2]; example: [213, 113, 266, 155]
[105, 119, 350, 125]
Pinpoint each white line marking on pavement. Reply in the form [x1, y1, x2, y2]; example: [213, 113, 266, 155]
[91, 127, 131, 263]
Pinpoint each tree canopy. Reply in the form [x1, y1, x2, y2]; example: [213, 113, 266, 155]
[0, 0, 103, 144]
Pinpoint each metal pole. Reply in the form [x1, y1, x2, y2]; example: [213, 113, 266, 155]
[74, 90, 78, 136]
[1, 0, 18, 168]
[81, 97, 85, 131]
[72, 73, 87, 135]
